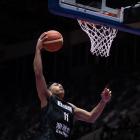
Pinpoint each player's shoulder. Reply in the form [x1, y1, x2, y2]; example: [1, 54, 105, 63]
[67, 102, 76, 109]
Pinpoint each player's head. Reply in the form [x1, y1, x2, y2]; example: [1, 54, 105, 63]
[49, 82, 65, 99]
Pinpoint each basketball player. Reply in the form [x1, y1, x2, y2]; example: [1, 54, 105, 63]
[33, 32, 112, 140]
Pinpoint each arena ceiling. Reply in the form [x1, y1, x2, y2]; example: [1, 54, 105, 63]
[0, 0, 139, 44]
[0, 0, 79, 45]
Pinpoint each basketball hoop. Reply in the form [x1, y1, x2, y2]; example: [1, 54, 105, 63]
[78, 20, 118, 57]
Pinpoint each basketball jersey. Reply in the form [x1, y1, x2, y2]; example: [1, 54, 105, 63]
[38, 95, 74, 140]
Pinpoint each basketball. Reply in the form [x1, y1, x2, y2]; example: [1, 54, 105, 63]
[43, 30, 63, 52]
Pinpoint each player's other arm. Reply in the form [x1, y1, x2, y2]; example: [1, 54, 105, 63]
[72, 88, 111, 123]
[33, 32, 52, 108]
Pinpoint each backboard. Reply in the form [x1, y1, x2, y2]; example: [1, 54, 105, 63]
[48, 0, 140, 35]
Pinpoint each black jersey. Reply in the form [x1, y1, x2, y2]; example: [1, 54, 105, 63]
[38, 95, 74, 140]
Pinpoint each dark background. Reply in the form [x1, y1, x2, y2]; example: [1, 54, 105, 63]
[0, 1, 140, 140]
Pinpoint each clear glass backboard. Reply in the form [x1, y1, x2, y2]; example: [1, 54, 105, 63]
[48, 0, 140, 35]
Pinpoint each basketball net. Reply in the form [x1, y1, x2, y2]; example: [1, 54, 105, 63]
[77, 20, 118, 57]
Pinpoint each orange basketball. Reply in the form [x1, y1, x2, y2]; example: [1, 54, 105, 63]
[43, 30, 63, 52]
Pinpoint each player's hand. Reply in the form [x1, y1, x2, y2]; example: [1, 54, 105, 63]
[101, 88, 112, 103]
[36, 32, 48, 50]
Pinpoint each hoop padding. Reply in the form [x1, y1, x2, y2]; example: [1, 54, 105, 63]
[78, 20, 118, 57]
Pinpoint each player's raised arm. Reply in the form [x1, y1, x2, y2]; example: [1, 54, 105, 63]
[33, 32, 52, 108]
[71, 88, 111, 123]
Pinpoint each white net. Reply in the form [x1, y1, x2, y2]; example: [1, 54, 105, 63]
[78, 20, 118, 57]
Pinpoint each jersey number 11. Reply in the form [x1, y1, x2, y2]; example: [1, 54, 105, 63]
[64, 112, 69, 122]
